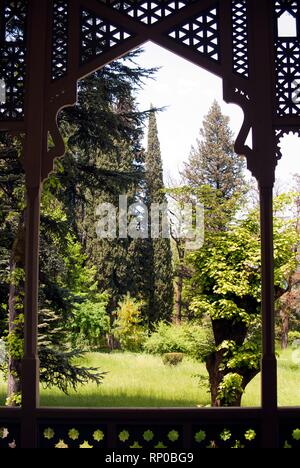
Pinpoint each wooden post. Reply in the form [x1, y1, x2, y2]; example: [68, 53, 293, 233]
[260, 185, 278, 447]
[247, 0, 278, 447]
[21, 0, 49, 448]
[21, 185, 41, 448]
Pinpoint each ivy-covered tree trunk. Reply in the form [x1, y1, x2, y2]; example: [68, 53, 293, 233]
[7, 219, 25, 407]
[206, 319, 259, 407]
[206, 352, 259, 407]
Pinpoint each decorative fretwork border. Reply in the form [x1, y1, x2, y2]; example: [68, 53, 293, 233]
[0, 408, 299, 448]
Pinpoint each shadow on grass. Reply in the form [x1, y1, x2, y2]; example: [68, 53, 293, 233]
[0, 390, 203, 408]
[39, 393, 202, 408]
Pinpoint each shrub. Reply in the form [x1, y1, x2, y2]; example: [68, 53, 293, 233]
[289, 331, 300, 346]
[113, 294, 146, 352]
[144, 322, 187, 355]
[70, 293, 110, 350]
[144, 322, 214, 361]
[162, 353, 184, 366]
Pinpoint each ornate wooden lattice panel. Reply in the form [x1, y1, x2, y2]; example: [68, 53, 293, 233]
[192, 424, 259, 449]
[116, 423, 259, 449]
[39, 422, 107, 449]
[98, 0, 197, 25]
[232, 0, 249, 78]
[80, 8, 134, 65]
[167, 5, 220, 62]
[0, 0, 28, 120]
[116, 425, 183, 449]
[279, 420, 300, 448]
[275, 0, 300, 116]
[275, 127, 300, 159]
[0, 423, 20, 449]
[37, 419, 260, 448]
[51, 0, 69, 81]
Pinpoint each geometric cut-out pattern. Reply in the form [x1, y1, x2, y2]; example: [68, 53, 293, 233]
[275, 0, 299, 21]
[275, 39, 300, 116]
[115, 424, 259, 449]
[192, 425, 259, 449]
[274, 1, 300, 116]
[80, 9, 133, 65]
[36, 421, 262, 449]
[275, 127, 300, 160]
[39, 424, 107, 449]
[279, 423, 300, 448]
[116, 425, 183, 449]
[98, 0, 197, 25]
[232, 0, 249, 78]
[168, 6, 220, 62]
[0, 425, 19, 449]
[0, 0, 28, 120]
[52, 0, 69, 81]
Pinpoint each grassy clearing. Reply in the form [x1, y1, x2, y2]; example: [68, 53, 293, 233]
[1, 349, 299, 407]
[242, 348, 300, 407]
[0, 352, 210, 408]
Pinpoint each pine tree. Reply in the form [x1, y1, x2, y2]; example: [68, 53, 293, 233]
[144, 108, 174, 326]
[182, 100, 245, 200]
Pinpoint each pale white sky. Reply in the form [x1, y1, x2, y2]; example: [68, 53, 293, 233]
[135, 42, 300, 189]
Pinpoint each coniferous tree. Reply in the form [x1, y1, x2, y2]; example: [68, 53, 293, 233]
[183, 100, 245, 200]
[0, 138, 104, 404]
[58, 52, 157, 319]
[144, 109, 174, 326]
[0, 50, 158, 402]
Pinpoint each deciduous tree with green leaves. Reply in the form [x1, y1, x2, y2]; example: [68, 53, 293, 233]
[189, 194, 299, 406]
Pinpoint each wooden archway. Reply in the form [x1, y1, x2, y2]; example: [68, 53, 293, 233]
[0, 0, 300, 449]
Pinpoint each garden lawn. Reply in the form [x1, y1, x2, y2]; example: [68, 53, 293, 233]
[1, 349, 299, 407]
[242, 348, 300, 407]
[0, 352, 210, 407]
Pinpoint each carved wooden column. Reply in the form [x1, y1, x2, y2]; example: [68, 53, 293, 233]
[248, 0, 278, 448]
[21, 0, 49, 448]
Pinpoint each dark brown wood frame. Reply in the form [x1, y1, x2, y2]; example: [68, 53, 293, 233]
[0, 0, 299, 448]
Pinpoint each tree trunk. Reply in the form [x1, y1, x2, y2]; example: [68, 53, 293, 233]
[206, 351, 224, 407]
[206, 350, 258, 407]
[280, 307, 289, 350]
[206, 318, 258, 407]
[7, 220, 25, 406]
[174, 275, 183, 325]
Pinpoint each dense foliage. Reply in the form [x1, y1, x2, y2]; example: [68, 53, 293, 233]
[189, 194, 299, 406]
[0, 50, 160, 404]
[144, 322, 213, 360]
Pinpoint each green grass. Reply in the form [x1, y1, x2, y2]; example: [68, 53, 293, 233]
[1, 349, 299, 407]
[1, 352, 210, 408]
[243, 348, 300, 407]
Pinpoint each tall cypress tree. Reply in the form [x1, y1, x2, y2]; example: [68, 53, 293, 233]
[183, 100, 245, 200]
[145, 108, 174, 326]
